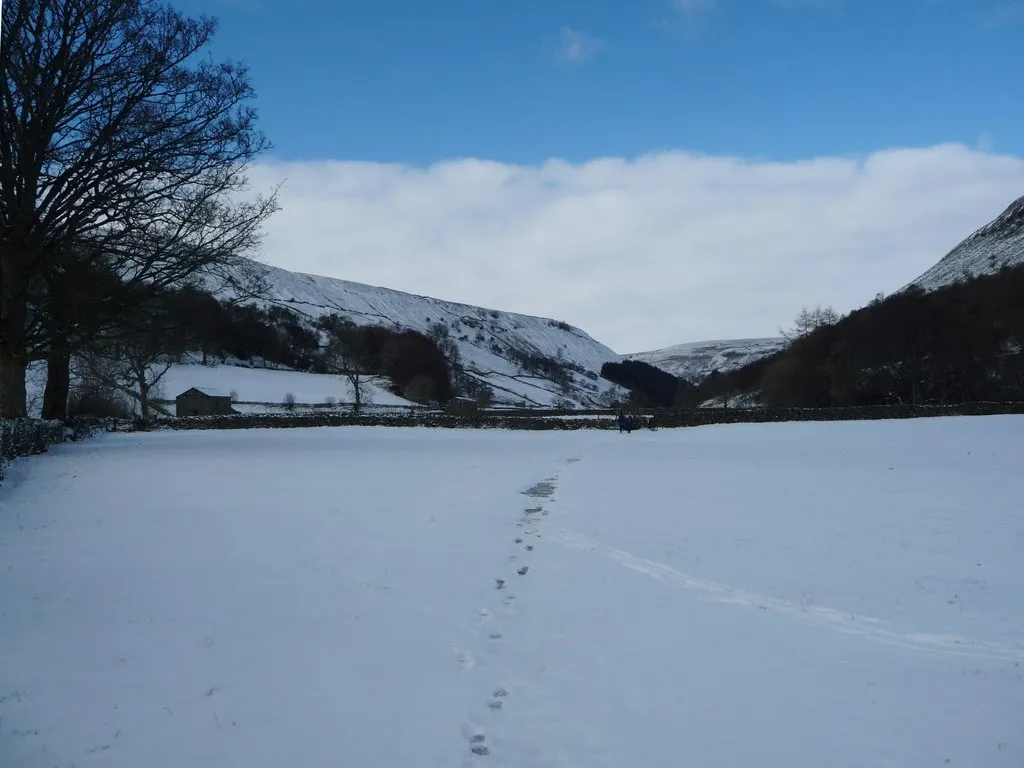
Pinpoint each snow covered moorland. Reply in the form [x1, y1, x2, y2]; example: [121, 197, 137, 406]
[2, 417, 1023, 767]
[217, 262, 625, 408]
[626, 337, 789, 381]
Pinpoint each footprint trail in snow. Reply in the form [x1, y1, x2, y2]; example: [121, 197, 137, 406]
[457, 459, 575, 761]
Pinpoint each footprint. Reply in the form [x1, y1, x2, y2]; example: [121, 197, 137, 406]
[464, 727, 490, 756]
[517, 566, 529, 576]
[489, 632, 503, 641]
[495, 579, 506, 590]
[508, 555, 517, 561]
[488, 687, 509, 709]
[525, 545, 534, 552]
[522, 481, 556, 498]
[515, 537, 523, 544]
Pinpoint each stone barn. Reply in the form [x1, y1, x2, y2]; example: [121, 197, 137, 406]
[175, 387, 236, 417]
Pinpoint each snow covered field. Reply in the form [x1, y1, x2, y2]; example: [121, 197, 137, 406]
[2, 417, 1023, 767]
[25, 361, 418, 419]
[157, 362, 416, 409]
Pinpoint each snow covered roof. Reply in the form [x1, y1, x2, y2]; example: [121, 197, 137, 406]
[178, 386, 230, 399]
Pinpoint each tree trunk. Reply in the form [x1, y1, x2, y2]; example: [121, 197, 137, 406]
[1, 253, 30, 419]
[42, 349, 72, 421]
[0, 345, 29, 419]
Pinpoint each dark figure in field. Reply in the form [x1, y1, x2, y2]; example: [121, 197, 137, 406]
[617, 410, 632, 434]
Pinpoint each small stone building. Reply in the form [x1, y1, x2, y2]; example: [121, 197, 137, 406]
[175, 387, 236, 417]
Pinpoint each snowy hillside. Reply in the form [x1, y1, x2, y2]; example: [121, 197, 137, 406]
[626, 337, 788, 381]
[907, 194, 1024, 291]
[219, 262, 623, 408]
[3, 417, 1023, 766]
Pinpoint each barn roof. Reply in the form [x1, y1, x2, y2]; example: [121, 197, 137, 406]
[177, 386, 230, 398]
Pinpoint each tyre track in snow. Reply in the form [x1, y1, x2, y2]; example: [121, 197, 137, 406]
[552, 529, 1024, 663]
[457, 457, 580, 764]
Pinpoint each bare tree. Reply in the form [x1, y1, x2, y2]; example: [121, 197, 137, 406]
[345, 365, 375, 414]
[1, 0, 277, 417]
[781, 305, 841, 341]
[332, 350, 375, 413]
[30, 251, 268, 421]
[77, 339, 174, 420]
[30, 251, 152, 420]
[323, 334, 375, 413]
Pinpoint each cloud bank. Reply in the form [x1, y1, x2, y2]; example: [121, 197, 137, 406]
[248, 145, 1024, 353]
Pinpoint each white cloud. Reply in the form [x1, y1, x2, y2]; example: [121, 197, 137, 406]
[558, 27, 603, 64]
[672, 0, 717, 14]
[979, 2, 1024, 29]
[248, 145, 1024, 354]
[664, 0, 836, 38]
[665, 0, 717, 37]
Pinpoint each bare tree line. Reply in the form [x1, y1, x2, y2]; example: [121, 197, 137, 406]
[1, 0, 277, 419]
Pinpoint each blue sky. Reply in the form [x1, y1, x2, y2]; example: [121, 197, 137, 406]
[178, 0, 1024, 351]
[186, 0, 1024, 164]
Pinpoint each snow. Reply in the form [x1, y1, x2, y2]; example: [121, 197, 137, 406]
[25, 360, 46, 419]
[23, 360, 417, 419]
[627, 337, 788, 381]
[2, 416, 1023, 767]
[218, 261, 624, 407]
[158, 362, 415, 407]
[22, 259, 629, 416]
[907, 194, 1024, 292]
[188, 386, 228, 398]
